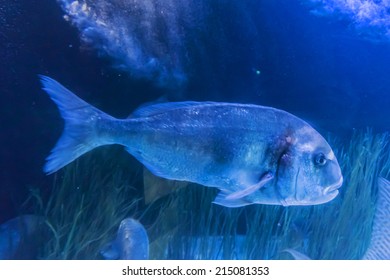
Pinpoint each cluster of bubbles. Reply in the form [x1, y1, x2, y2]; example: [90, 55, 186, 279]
[307, 0, 390, 40]
[58, 0, 208, 88]
[57, 0, 390, 92]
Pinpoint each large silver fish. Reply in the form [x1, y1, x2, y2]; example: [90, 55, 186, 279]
[40, 76, 343, 207]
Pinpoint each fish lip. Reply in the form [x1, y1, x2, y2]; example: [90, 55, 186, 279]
[319, 188, 339, 204]
[324, 176, 343, 195]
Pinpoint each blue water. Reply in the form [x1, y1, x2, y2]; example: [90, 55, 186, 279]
[1, 0, 390, 259]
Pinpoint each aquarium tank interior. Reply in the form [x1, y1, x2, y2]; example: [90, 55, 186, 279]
[1, 0, 390, 260]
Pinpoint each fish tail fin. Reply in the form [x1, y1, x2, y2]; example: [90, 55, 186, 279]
[40, 75, 111, 174]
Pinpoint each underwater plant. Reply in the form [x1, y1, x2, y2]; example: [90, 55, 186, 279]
[284, 176, 390, 260]
[28, 146, 141, 259]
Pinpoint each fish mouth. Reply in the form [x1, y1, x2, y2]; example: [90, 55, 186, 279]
[323, 176, 343, 195]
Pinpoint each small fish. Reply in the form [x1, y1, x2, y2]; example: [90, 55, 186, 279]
[40, 76, 343, 207]
[363, 177, 390, 260]
[0, 215, 44, 260]
[100, 218, 149, 260]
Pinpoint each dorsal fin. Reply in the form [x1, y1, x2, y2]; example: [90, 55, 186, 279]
[128, 96, 168, 118]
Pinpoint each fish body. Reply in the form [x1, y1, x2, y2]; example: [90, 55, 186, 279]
[101, 218, 149, 260]
[40, 76, 343, 207]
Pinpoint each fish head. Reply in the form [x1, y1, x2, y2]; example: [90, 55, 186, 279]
[276, 125, 343, 206]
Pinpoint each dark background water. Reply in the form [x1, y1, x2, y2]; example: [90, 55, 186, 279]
[1, 0, 390, 223]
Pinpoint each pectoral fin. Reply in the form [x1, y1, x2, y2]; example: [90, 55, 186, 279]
[213, 191, 253, 208]
[225, 172, 274, 201]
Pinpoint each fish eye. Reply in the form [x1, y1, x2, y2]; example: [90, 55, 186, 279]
[314, 153, 327, 166]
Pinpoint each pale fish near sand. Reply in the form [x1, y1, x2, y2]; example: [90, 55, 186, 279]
[40, 76, 343, 208]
